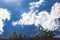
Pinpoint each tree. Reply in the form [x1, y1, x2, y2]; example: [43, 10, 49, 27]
[9, 31, 18, 39]
[32, 30, 37, 37]
[38, 27, 54, 38]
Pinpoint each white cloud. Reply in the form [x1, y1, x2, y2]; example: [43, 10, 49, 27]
[12, 0, 60, 31]
[12, 0, 44, 26]
[0, 8, 11, 34]
[29, 0, 44, 9]
[42, 2, 60, 31]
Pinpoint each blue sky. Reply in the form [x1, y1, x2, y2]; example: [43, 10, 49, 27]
[0, 0, 60, 38]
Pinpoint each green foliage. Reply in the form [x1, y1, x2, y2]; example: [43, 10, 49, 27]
[38, 28, 54, 38]
[9, 31, 18, 39]
[9, 31, 27, 38]
[32, 30, 37, 37]
[9, 28, 54, 38]
[32, 27, 54, 38]
[19, 33, 22, 38]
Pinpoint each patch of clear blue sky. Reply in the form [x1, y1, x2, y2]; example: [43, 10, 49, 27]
[0, 0, 60, 38]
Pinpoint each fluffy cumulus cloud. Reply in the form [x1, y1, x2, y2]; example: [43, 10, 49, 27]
[12, 0, 44, 26]
[12, 0, 60, 31]
[42, 3, 60, 31]
[0, 8, 11, 34]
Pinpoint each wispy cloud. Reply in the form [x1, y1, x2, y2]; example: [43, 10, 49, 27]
[0, 8, 11, 34]
[0, 0, 21, 7]
[3, 0, 19, 3]
[29, 0, 44, 9]
[12, 0, 60, 31]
